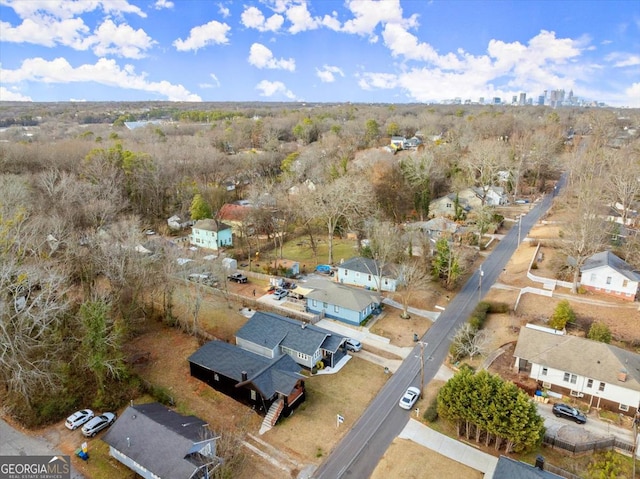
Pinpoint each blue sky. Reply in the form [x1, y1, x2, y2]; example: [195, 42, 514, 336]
[1, 0, 639, 106]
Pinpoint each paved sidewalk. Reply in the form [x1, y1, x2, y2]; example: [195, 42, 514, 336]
[399, 419, 498, 477]
[382, 298, 441, 321]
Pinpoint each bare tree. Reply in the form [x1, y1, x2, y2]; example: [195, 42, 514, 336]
[464, 139, 508, 205]
[297, 175, 375, 264]
[364, 219, 408, 303]
[450, 323, 490, 360]
[393, 260, 430, 319]
[604, 143, 640, 226]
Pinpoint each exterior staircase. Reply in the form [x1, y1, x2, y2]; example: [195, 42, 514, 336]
[259, 398, 284, 435]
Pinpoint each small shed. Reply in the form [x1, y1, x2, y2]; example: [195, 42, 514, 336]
[222, 257, 237, 271]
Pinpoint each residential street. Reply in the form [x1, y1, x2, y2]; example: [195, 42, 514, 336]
[0, 418, 86, 479]
[312, 175, 566, 479]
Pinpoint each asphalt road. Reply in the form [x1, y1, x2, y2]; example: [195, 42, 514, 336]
[0, 418, 86, 479]
[312, 175, 566, 479]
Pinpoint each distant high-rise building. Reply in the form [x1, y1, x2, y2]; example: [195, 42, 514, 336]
[519, 93, 526, 105]
[512, 95, 518, 104]
[538, 95, 545, 105]
[493, 97, 501, 105]
[479, 97, 484, 104]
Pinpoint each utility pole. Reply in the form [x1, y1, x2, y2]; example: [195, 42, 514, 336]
[418, 341, 428, 398]
[517, 214, 522, 244]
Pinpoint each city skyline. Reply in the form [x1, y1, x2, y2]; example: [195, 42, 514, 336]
[1, 0, 638, 107]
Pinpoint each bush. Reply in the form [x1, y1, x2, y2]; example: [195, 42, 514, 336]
[423, 397, 439, 423]
[488, 302, 510, 314]
[587, 322, 612, 343]
[548, 299, 575, 330]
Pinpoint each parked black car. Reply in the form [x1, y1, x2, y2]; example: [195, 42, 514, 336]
[552, 403, 587, 424]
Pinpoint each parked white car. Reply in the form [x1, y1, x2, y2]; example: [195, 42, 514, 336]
[65, 409, 94, 430]
[398, 387, 421, 410]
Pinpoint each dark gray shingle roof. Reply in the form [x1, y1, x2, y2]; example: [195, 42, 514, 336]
[493, 456, 563, 479]
[102, 402, 214, 479]
[338, 256, 395, 277]
[235, 311, 345, 356]
[188, 340, 303, 398]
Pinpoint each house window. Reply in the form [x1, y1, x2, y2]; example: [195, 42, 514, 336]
[587, 379, 593, 388]
[606, 276, 612, 285]
[323, 302, 328, 309]
[541, 367, 548, 376]
[619, 404, 629, 412]
[312, 300, 317, 307]
[250, 390, 256, 401]
[214, 373, 219, 382]
[590, 273, 596, 282]
[563, 372, 577, 384]
[297, 352, 308, 361]
[599, 382, 605, 392]
[622, 279, 628, 288]
[368, 274, 371, 281]
[446, 203, 452, 208]
[344, 271, 348, 276]
[334, 305, 339, 313]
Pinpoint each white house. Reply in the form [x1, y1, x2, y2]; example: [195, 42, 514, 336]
[190, 219, 232, 250]
[472, 186, 509, 206]
[513, 324, 640, 416]
[580, 251, 640, 301]
[336, 257, 398, 292]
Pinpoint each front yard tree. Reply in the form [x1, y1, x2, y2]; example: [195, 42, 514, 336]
[437, 368, 544, 453]
[365, 219, 407, 303]
[548, 299, 575, 330]
[450, 323, 490, 361]
[432, 238, 462, 289]
[394, 260, 429, 319]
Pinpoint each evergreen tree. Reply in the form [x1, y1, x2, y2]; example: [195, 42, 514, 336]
[549, 299, 576, 330]
[190, 193, 212, 221]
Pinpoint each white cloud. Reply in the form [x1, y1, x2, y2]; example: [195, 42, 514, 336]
[173, 21, 230, 51]
[200, 73, 221, 88]
[248, 43, 295, 71]
[0, 87, 32, 101]
[154, 0, 174, 10]
[0, 57, 201, 101]
[240, 6, 284, 32]
[4, 0, 146, 20]
[342, 0, 411, 37]
[285, 2, 318, 33]
[605, 52, 640, 68]
[316, 65, 344, 83]
[256, 80, 297, 99]
[625, 83, 640, 107]
[0, 17, 91, 49]
[91, 19, 156, 59]
[218, 3, 230, 18]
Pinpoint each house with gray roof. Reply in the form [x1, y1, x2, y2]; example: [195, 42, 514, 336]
[492, 456, 562, 479]
[188, 339, 306, 419]
[579, 250, 640, 301]
[235, 311, 347, 369]
[102, 402, 220, 479]
[304, 278, 381, 326]
[337, 256, 398, 292]
[513, 324, 640, 416]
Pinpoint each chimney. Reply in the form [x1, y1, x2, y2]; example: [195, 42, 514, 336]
[535, 455, 544, 470]
[618, 370, 628, 382]
[241, 371, 247, 381]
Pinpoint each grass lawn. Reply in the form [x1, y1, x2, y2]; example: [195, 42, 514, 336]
[265, 355, 390, 464]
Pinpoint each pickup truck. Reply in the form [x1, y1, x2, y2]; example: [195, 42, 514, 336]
[227, 272, 248, 283]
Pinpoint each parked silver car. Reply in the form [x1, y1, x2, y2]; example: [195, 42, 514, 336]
[82, 412, 116, 437]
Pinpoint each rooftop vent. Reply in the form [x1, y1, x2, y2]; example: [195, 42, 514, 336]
[618, 370, 628, 382]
